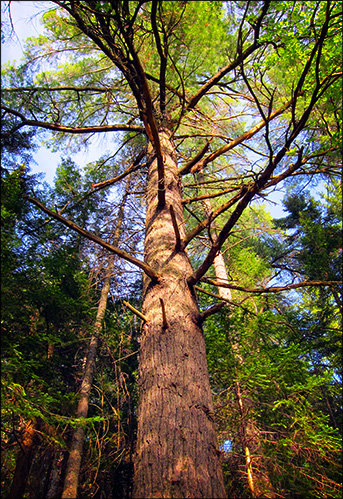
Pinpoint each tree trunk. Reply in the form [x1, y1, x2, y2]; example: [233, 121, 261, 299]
[213, 244, 276, 498]
[200, 186, 275, 498]
[61, 335, 100, 498]
[8, 420, 37, 499]
[46, 450, 66, 499]
[210, 248, 257, 496]
[133, 129, 226, 498]
[62, 188, 129, 498]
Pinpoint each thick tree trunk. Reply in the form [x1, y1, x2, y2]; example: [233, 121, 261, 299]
[133, 129, 226, 498]
[8, 420, 37, 499]
[62, 189, 128, 498]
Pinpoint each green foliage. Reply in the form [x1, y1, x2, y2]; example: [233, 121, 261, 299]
[206, 305, 342, 498]
[203, 193, 341, 498]
[1, 157, 97, 496]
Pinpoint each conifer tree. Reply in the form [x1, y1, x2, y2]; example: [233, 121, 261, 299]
[1, 1, 341, 497]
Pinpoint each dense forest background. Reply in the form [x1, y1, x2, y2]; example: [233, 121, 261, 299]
[1, 1, 342, 498]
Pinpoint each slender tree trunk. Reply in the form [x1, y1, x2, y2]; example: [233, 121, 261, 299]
[46, 450, 66, 499]
[62, 189, 129, 498]
[133, 129, 226, 498]
[210, 247, 257, 496]
[8, 420, 37, 499]
[234, 380, 256, 498]
[200, 184, 275, 498]
[214, 248, 276, 497]
[211, 246, 258, 497]
[61, 336, 100, 498]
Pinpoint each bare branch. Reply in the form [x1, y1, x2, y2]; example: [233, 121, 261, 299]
[201, 277, 342, 294]
[145, 72, 184, 101]
[1, 104, 144, 135]
[263, 148, 336, 191]
[200, 302, 226, 322]
[151, 0, 167, 114]
[185, 45, 261, 113]
[169, 205, 181, 250]
[160, 298, 168, 329]
[183, 186, 248, 248]
[123, 300, 148, 322]
[26, 196, 159, 281]
[195, 285, 236, 306]
[90, 149, 146, 192]
[180, 96, 299, 175]
[113, 10, 166, 208]
[179, 141, 211, 176]
[2, 86, 116, 93]
[182, 187, 239, 205]
[188, 46, 335, 287]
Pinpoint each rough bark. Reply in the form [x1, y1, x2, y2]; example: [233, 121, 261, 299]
[62, 189, 129, 498]
[8, 420, 38, 499]
[133, 129, 226, 498]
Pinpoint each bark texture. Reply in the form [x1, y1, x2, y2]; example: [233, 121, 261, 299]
[133, 130, 226, 498]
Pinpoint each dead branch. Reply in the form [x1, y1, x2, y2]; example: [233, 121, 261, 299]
[26, 196, 159, 281]
[201, 277, 342, 294]
[123, 301, 147, 322]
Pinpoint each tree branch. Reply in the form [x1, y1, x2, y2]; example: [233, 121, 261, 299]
[1, 105, 144, 135]
[179, 141, 211, 175]
[188, 48, 333, 286]
[90, 150, 146, 192]
[184, 1, 270, 113]
[201, 277, 342, 294]
[151, 0, 167, 114]
[184, 41, 263, 113]
[262, 147, 336, 191]
[123, 300, 148, 322]
[183, 186, 248, 248]
[169, 205, 181, 250]
[2, 86, 117, 93]
[25, 196, 159, 281]
[199, 302, 226, 322]
[160, 298, 168, 328]
[182, 187, 239, 205]
[179, 95, 299, 175]
[145, 72, 184, 101]
[55, 0, 144, 108]
[113, 9, 166, 208]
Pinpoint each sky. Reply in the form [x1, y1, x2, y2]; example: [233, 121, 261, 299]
[2, 1, 68, 184]
[1, 0, 107, 185]
[1, 1, 289, 217]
